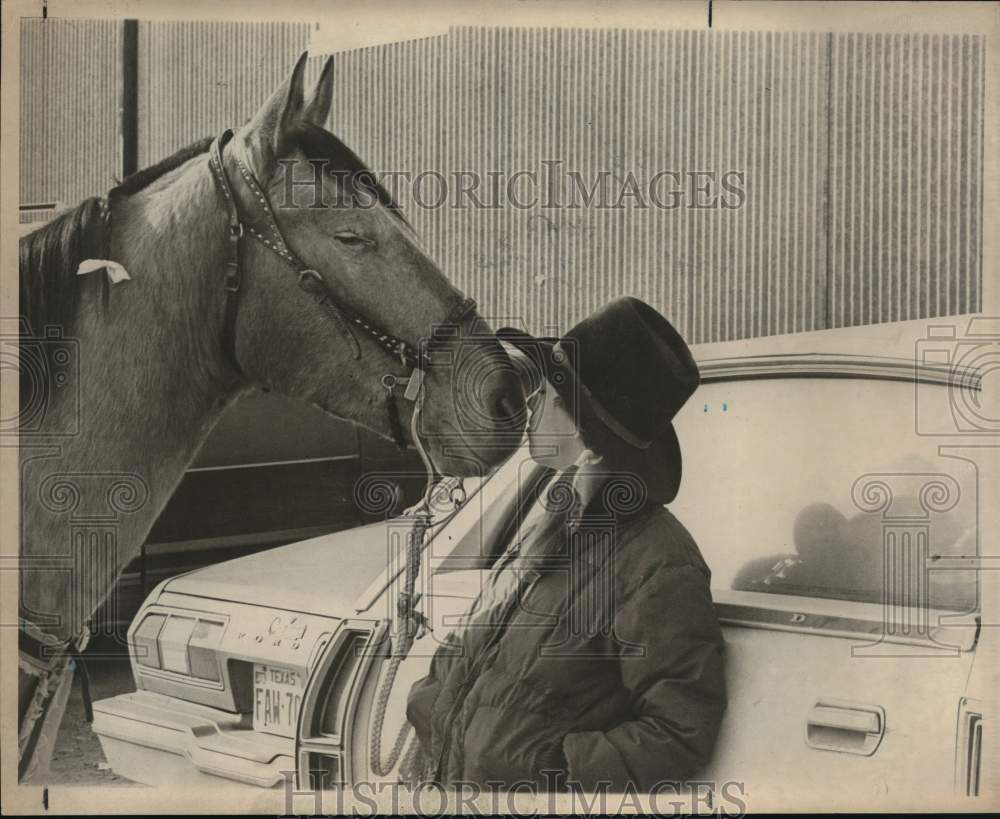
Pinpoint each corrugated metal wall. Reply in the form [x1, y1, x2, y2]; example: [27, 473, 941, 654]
[136, 21, 312, 167]
[828, 33, 985, 327]
[415, 27, 831, 343]
[332, 27, 983, 341]
[20, 22, 984, 341]
[19, 19, 121, 210]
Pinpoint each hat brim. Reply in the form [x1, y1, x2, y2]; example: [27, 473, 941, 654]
[496, 327, 683, 504]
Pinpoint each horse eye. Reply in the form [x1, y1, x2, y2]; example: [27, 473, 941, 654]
[334, 231, 373, 248]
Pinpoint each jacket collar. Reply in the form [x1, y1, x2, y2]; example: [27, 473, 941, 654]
[515, 500, 651, 571]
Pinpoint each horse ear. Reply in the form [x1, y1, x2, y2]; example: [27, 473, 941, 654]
[303, 56, 335, 127]
[239, 52, 309, 175]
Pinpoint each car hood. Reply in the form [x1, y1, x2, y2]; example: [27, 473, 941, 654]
[162, 522, 393, 619]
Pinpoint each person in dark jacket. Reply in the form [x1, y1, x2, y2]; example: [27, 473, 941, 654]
[406, 297, 726, 792]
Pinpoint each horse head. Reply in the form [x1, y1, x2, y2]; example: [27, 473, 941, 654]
[221, 54, 525, 476]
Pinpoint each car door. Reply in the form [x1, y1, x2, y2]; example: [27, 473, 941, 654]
[670, 370, 985, 808]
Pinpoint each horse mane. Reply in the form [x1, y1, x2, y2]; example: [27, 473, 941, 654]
[18, 126, 400, 340]
[111, 137, 214, 198]
[18, 197, 110, 337]
[18, 137, 215, 341]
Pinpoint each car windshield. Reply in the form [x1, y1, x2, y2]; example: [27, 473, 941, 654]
[669, 373, 979, 613]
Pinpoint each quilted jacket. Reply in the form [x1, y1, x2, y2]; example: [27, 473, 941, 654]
[406, 497, 727, 792]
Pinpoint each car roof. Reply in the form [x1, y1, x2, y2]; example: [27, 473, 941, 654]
[690, 315, 984, 388]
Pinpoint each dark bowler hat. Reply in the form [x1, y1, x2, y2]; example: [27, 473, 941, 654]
[498, 297, 700, 503]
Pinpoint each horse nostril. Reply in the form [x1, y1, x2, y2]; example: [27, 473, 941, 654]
[489, 371, 525, 427]
[461, 343, 526, 431]
[494, 392, 518, 421]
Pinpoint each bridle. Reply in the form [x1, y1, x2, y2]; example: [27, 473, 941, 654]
[206, 128, 477, 451]
[208, 129, 475, 781]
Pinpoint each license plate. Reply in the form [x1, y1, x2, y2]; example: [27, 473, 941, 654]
[253, 664, 305, 739]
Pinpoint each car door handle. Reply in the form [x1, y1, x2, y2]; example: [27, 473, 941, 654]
[805, 699, 885, 756]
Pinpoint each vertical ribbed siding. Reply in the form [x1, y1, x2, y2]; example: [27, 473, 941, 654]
[828, 33, 983, 327]
[401, 27, 978, 339]
[136, 21, 311, 166]
[19, 19, 121, 207]
[19, 23, 984, 341]
[350, 28, 831, 343]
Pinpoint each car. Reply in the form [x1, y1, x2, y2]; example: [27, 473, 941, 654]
[91, 318, 994, 808]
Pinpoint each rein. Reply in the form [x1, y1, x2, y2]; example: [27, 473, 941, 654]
[206, 129, 476, 450]
[208, 129, 474, 779]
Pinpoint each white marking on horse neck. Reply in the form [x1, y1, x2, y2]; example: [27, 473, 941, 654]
[20, 153, 252, 642]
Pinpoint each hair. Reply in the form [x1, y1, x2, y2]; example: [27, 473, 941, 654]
[18, 125, 398, 339]
[19, 137, 215, 338]
[19, 197, 110, 336]
[110, 137, 214, 199]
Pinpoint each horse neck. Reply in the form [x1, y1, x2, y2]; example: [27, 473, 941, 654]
[20, 155, 250, 642]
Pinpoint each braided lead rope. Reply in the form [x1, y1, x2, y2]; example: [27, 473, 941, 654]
[368, 507, 429, 777]
[368, 382, 430, 776]
[398, 731, 432, 784]
[368, 379, 441, 778]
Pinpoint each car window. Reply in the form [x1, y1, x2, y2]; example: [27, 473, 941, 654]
[669, 375, 979, 612]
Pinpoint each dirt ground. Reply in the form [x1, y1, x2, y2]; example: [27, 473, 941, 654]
[47, 639, 140, 786]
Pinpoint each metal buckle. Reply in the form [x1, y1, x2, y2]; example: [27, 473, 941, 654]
[404, 368, 425, 401]
[223, 265, 241, 293]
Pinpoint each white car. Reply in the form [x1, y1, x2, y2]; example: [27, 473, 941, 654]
[93, 319, 994, 809]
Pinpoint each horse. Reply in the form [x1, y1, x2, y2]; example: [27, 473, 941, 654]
[16, 53, 525, 782]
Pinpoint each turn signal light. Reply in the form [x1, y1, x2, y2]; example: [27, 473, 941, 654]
[159, 615, 197, 674]
[131, 611, 224, 683]
[189, 620, 223, 682]
[133, 613, 166, 668]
